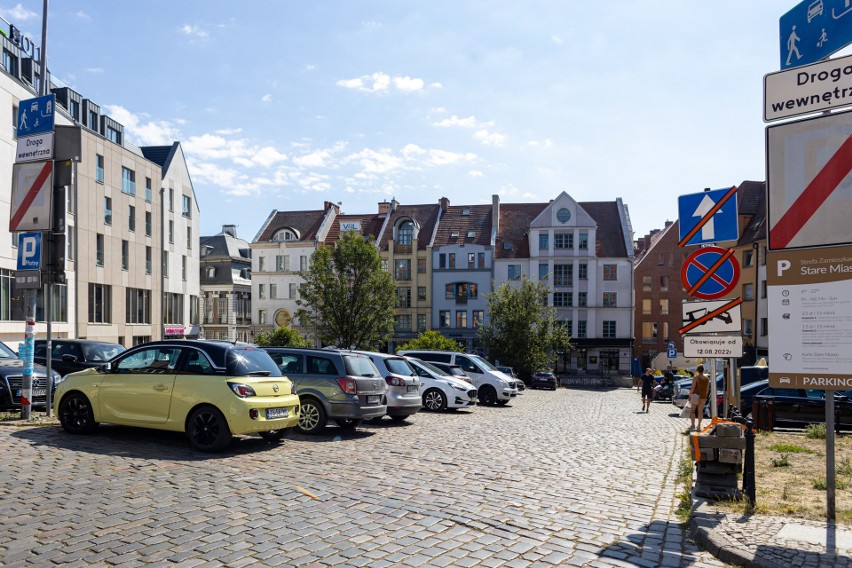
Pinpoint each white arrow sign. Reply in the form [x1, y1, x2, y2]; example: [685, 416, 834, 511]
[693, 194, 720, 242]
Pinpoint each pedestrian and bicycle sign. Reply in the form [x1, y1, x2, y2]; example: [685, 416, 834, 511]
[678, 186, 739, 246]
[681, 246, 741, 300]
[780, 0, 852, 70]
[16, 94, 54, 138]
[767, 108, 852, 250]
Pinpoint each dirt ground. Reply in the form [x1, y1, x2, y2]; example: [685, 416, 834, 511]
[711, 429, 852, 523]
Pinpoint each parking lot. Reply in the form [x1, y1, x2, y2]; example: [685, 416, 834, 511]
[0, 388, 725, 567]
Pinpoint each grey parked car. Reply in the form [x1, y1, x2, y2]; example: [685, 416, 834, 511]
[354, 351, 422, 422]
[262, 347, 387, 434]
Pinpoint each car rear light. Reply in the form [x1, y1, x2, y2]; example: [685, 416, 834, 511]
[385, 375, 406, 387]
[717, 395, 724, 406]
[249, 408, 258, 419]
[228, 382, 256, 398]
[336, 377, 357, 395]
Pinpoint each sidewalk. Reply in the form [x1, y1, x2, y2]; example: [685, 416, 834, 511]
[690, 497, 852, 567]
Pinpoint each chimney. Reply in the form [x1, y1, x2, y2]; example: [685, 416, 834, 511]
[390, 198, 399, 213]
[492, 194, 500, 235]
[221, 224, 237, 238]
[378, 200, 390, 214]
[439, 197, 449, 212]
[664, 220, 673, 228]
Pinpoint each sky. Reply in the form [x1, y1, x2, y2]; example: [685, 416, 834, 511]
[0, 1, 807, 243]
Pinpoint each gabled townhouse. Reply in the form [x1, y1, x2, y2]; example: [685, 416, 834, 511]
[431, 199, 494, 352]
[494, 192, 635, 374]
[250, 202, 339, 337]
[199, 225, 252, 342]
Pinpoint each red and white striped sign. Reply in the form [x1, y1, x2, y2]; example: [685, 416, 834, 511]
[9, 160, 52, 232]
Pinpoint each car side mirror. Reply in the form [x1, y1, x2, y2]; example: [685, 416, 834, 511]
[61, 354, 77, 363]
[99, 362, 112, 373]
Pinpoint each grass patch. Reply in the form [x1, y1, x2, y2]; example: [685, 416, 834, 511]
[812, 477, 849, 491]
[805, 423, 827, 439]
[771, 454, 790, 467]
[768, 443, 815, 454]
[674, 446, 694, 523]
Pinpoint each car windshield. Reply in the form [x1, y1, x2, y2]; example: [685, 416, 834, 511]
[83, 343, 126, 362]
[227, 348, 282, 377]
[0, 342, 16, 358]
[470, 355, 497, 371]
[343, 355, 380, 377]
[384, 358, 415, 376]
[413, 359, 448, 376]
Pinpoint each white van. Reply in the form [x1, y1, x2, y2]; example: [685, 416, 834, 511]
[397, 350, 519, 406]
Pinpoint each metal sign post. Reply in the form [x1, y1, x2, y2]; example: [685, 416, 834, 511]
[19, 292, 36, 419]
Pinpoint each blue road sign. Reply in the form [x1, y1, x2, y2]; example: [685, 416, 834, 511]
[678, 187, 739, 246]
[16, 232, 41, 271]
[780, 0, 852, 70]
[667, 341, 676, 359]
[16, 94, 55, 138]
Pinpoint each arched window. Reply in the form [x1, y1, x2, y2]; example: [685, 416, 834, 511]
[273, 229, 297, 242]
[397, 220, 415, 245]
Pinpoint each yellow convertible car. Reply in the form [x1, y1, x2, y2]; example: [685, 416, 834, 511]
[53, 340, 300, 452]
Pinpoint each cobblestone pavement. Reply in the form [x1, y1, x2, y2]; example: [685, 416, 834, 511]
[0, 388, 727, 567]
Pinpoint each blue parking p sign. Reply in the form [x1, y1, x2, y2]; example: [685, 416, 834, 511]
[16, 232, 41, 270]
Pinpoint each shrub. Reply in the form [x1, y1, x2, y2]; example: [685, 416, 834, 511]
[771, 454, 790, 467]
[805, 423, 827, 439]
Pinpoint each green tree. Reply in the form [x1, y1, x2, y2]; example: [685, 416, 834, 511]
[253, 326, 310, 347]
[397, 330, 463, 353]
[478, 276, 572, 380]
[295, 231, 395, 349]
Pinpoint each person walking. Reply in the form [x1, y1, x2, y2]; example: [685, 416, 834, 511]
[688, 364, 711, 431]
[638, 368, 655, 413]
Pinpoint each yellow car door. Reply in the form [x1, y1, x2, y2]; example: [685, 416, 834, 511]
[98, 346, 183, 424]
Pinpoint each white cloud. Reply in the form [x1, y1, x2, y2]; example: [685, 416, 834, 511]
[468, 170, 484, 178]
[102, 105, 180, 146]
[527, 138, 553, 148]
[74, 11, 91, 21]
[392, 76, 424, 92]
[430, 82, 443, 89]
[180, 24, 208, 39]
[1, 4, 37, 21]
[215, 127, 242, 135]
[433, 115, 477, 128]
[343, 148, 404, 175]
[86, 67, 103, 74]
[552, 34, 564, 45]
[261, 94, 272, 102]
[337, 72, 431, 94]
[474, 129, 507, 147]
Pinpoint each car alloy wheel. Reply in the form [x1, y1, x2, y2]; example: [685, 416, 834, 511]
[479, 385, 497, 406]
[187, 406, 233, 452]
[423, 388, 447, 411]
[58, 392, 98, 434]
[297, 398, 327, 434]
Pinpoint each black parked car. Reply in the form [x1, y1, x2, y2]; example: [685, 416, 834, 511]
[753, 387, 852, 430]
[34, 339, 125, 377]
[0, 342, 60, 410]
[530, 371, 557, 390]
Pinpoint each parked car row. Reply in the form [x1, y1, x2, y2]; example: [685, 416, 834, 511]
[51, 342, 524, 452]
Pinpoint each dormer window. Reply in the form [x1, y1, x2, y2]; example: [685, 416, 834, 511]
[450, 231, 460, 239]
[273, 229, 297, 242]
[467, 231, 475, 238]
[397, 220, 415, 245]
[206, 267, 216, 278]
[462, 208, 470, 216]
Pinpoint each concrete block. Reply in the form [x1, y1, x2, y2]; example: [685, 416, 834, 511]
[714, 423, 743, 437]
[694, 485, 742, 500]
[691, 446, 715, 461]
[694, 434, 746, 449]
[718, 448, 743, 464]
[696, 460, 740, 474]
[696, 471, 739, 488]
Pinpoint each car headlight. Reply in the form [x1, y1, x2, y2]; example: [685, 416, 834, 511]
[451, 384, 467, 392]
[54, 374, 69, 386]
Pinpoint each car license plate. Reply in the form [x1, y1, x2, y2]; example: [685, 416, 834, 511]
[266, 407, 289, 419]
[367, 395, 381, 404]
[15, 389, 45, 397]
[407, 385, 418, 392]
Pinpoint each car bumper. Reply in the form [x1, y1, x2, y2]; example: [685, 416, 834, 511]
[386, 393, 423, 417]
[226, 394, 301, 434]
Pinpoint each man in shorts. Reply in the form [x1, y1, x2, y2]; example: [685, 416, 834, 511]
[638, 368, 655, 413]
[688, 364, 711, 431]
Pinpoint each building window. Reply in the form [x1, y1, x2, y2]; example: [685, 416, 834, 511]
[578, 263, 588, 280]
[438, 311, 450, 328]
[163, 251, 169, 278]
[121, 167, 136, 195]
[300, 255, 308, 272]
[168, 220, 174, 244]
[602, 292, 617, 307]
[182, 195, 191, 218]
[553, 292, 571, 307]
[96, 154, 104, 183]
[270, 284, 278, 299]
[395, 259, 411, 281]
[642, 299, 652, 315]
[468, 253, 475, 269]
[128, 206, 135, 232]
[554, 233, 573, 249]
[289, 283, 297, 298]
[761, 280, 767, 299]
[417, 314, 427, 332]
[395, 314, 412, 332]
[539, 232, 549, 250]
[577, 320, 587, 338]
[258, 310, 267, 325]
[578, 232, 588, 249]
[162, 293, 183, 324]
[472, 310, 484, 328]
[578, 292, 587, 307]
[168, 188, 174, 212]
[760, 317, 768, 337]
[145, 211, 152, 237]
[538, 264, 548, 281]
[660, 299, 669, 315]
[743, 318, 753, 337]
[145, 177, 152, 202]
[66, 227, 74, 262]
[743, 250, 754, 267]
[218, 297, 228, 323]
[642, 276, 652, 291]
[456, 311, 467, 329]
[448, 253, 455, 269]
[182, 256, 187, 281]
[397, 287, 411, 308]
[553, 264, 572, 286]
[602, 321, 616, 338]
[508, 265, 521, 281]
[397, 220, 414, 245]
[743, 283, 754, 301]
[96, 234, 104, 266]
[657, 253, 665, 266]
[186, 227, 192, 249]
[258, 257, 266, 272]
[88, 283, 111, 323]
[146, 247, 152, 274]
[206, 267, 216, 279]
[104, 197, 112, 225]
[439, 254, 446, 269]
[258, 284, 266, 299]
[642, 322, 658, 343]
[126, 288, 151, 324]
[121, 240, 129, 270]
[603, 264, 617, 280]
[660, 275, 669, 292]
[417, 286, 426, 301]
[276, 255, 288, 272]
[478, 252, 485, 269]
